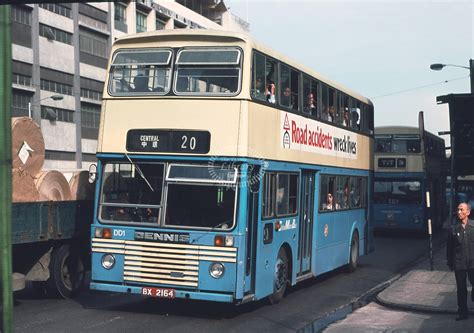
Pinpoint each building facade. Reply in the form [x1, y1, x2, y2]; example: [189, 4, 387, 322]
[11, 1, 249, 170]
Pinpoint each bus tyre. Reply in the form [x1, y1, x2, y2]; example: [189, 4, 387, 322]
[347, 232, 359, 273]
[44, 244, 85, 299]
[268, 248, 289, 304]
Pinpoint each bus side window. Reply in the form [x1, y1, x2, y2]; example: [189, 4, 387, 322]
[350, 177, 362, 208]
[320, 175, 337, 211]
[320, 175, 329, 210]
[252, 53, 266, 101]
[262, 173, 275, 218]
[276, 173, 298, 216]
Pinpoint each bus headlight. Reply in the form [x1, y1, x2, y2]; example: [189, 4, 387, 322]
[413, 215, 421, 224]
[209, 262, 225, 279]
[101, 254, 116, 270]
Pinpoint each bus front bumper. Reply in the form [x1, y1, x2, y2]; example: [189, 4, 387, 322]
[90, 282, 235, 303]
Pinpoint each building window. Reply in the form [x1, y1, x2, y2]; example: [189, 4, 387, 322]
[12, 5, 31, 26]
[79, 14, 108, 32]
[40, 79, 73, 95]
[115, 3, 127, 22]
[81, 103, 101, 129]
[79, 30, 108, 58]
[39, 3, 71, 18]
[41, 106, 74, 123]
[156, 18, 166, 30]
[114, 3, 128, 33]
[39, 24, 73, 45]
[136, 11, 147, 32]
[13, 73, 32, 87]
[81, 88, 102, 101]
[12, 91, 31, 117]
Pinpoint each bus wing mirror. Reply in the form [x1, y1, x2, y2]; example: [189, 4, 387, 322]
[249, 165, 261, 193]
[88, 163, 97, 184]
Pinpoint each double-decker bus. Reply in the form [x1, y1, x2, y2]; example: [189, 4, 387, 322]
[90, 30, 374, 304]
[374, 126, 446, 232]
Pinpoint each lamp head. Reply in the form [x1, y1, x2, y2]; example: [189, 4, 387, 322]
[50, 95, 63, 101]
[430, 63, 445, 71]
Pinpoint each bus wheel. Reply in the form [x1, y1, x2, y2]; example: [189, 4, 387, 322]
[44, 244, 85, 299]
[347, 232, 359, 273]
[268, 248, 289, 304]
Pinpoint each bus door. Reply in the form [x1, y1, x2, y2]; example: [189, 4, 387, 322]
[298, 170, 315, 275]
[245, 165, 260, 294]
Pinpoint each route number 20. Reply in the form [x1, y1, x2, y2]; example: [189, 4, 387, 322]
[181, 135, 197, 150]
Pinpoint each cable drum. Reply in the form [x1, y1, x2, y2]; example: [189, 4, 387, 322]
[12, 168, 40, 203]
[35, 170, 72, 201]
[69, 170, 94, 200]
[11, 117, 45, 178]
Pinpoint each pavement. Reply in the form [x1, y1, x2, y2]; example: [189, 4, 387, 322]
[323, 239, 474, 333]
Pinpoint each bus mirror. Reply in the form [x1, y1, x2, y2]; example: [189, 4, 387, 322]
[248, 165, 261, 193]
[88, 164, 97, 184]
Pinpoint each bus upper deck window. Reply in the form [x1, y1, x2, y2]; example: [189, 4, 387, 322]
[108, 49, 172, 96]
[174, 48, 242, 96]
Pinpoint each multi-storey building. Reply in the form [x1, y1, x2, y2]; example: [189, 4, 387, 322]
[11, 1, 249, 170]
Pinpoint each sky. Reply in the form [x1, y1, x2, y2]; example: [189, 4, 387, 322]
[226, 0, 473, 146]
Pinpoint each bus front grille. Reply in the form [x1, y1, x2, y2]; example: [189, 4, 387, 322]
[92, 238, 237, 288]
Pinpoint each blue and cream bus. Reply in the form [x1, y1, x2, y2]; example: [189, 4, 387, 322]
[90, 30, 374, 304]
[374, 126, 446, 232]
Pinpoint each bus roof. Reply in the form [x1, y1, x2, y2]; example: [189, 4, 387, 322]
[112, 29, 372, 106]
[375, 126, 443, 141]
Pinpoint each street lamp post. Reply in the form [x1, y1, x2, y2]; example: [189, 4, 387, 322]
[28, 94, 64, 118]
[430, 59, 474, 94]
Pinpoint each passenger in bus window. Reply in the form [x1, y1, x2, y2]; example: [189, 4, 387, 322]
[351, 111, 360, 130]
[253, 77, 266, 100]
[304, 93, 317, 115]
[133, 74, 151, 92]
[343, 110, 351, 127]
[324, 192, 340, 210]
[328, 106, 336, 122]
[120, 74, 150, 92]
[342, 184, 350, 209]
[281, 86, 291, 108]
[266, 82, 276, 104]
[320, 104, 329, 121]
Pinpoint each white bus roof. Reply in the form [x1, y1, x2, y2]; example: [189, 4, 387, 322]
[112, 29, 372, 106]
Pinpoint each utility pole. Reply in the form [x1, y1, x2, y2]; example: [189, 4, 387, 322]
[0, 5, 13, 333]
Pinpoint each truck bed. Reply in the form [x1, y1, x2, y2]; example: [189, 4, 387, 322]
[12, 200, 93, 245]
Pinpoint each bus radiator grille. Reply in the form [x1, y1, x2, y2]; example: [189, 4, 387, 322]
[92, 238, 237, 288]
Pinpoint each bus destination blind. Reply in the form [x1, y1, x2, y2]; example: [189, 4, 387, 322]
[127, 130, 210, 154]
[378, 157, 406, 168]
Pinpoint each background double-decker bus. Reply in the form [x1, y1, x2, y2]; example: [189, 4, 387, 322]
[90, 30, 374, 304]
[374, 126, 446, 232]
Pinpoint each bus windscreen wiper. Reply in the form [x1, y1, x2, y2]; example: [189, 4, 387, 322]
[125, 154, 154, 192]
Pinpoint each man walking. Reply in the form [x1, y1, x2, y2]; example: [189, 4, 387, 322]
[447, 202, 474, 321]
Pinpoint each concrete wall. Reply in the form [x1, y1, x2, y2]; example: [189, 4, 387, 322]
[41, 120, 77, 151]
[12, 44, 33, 64]
[39, 37, 75, 74]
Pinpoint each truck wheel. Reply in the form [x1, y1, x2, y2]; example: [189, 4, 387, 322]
[44, 244, 85, 298]
[268, 248, 289, 304]
[347, 232, 359, 273]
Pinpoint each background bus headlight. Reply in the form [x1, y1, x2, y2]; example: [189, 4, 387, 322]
[101, 254, 116, 270]
[209, 262, 225, 279]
